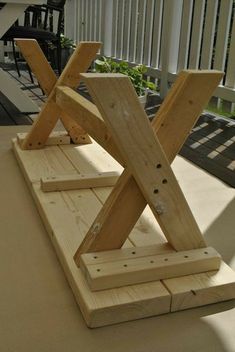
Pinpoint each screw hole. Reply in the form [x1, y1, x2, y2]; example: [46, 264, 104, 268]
[132, 251, 136, 255]
[38, 142, 41, 146]
[29, 143, 32, 147]
[184, 255, 189, 258]
[93, 256, 98, 259]
[164, 258, 168, 261]
[123, 264, 128, 267]
[162, 179, 167, 184]
[97, 269, 101, 272]
[156, 163, 162, 169]
[153, 189, 159, 194]
[204, 251, 208, 254]
[150, 260, 154, 263]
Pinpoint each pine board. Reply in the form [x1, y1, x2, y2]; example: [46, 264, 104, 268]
[12, 137, 235, 327]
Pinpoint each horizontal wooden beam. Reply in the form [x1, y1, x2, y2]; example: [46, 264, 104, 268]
[80, 247, 221, 291]
[17, 131, 70, 147]
[41, 171, 120, 192]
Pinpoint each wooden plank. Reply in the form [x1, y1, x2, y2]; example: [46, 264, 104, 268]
[12, 137, 235, 327]
[164, 261, 235, 312]
[16, 39, 57, 96]
[41, 171, 120, 192]
[80, 247, 221, 291]
[17, 131, 70, 147]
[12, 139, 171, 327]
[80, 243, 174, 265]
[74, 70, 223, 261]
[20, 41, 101, 150]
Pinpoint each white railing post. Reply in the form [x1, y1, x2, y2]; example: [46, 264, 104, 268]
[65, 0, 78, 43]
[103, 0, 114, 56]
[160, 0, 183, 98]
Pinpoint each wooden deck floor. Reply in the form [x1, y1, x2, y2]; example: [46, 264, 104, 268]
[0, 62, 234, 187]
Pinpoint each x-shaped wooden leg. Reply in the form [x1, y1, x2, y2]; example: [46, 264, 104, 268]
[72, 70, 223, 265]
[16, 39, 101, 149]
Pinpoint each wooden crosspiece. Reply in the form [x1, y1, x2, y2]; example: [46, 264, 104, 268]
[16, 39, 101, 148]
[73, 70, 223, 264]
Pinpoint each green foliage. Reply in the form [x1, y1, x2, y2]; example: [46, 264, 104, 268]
[60, 34, 76, 49]
[94, 56, 157, 96]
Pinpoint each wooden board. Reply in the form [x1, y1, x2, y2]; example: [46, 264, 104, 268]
[17, 131, 70, 147]
[12, 137, 235, 327]
[80, 247, 221, 291]
[41, 171, 120, 191]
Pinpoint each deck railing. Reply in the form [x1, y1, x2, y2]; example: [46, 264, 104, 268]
[65, 0, 235, 112]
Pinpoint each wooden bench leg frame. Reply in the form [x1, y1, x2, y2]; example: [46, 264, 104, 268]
[12, 59, 235, 327]
[16, 39, 101, 147]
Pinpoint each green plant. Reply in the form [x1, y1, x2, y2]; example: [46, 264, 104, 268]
[94, 56, 156, 96]
[60, 34, 76, 49]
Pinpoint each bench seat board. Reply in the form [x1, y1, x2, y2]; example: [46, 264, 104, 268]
[12, 137, 235, 327]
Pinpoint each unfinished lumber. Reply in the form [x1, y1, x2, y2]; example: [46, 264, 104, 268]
[74, 70, 223, 261]
[80, 247, 221, 291]
[12, 137, 235, 327]
[11, 49, 235, 328]
[164, 261, 235, 311]
[56, 86, 123, 164]
[17, 40, 101, 149]
[12, 138, 171, 327]
[17, 131, 70, 147]
[41, 171, 120, 192]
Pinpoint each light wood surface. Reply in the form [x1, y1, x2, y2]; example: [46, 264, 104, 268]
[20, 41, 101, 149]
[16, 39, 92, 144]
[56, 86, 123, 164]
[74, 70, 223, 259]
[17, 131, 71, 147]
[11, 128, 235, 327]
[77, 73, 206, 254]
[41, 171, 120, 192]
[80, 247, 221, 291]
[0, 126, 235, 347]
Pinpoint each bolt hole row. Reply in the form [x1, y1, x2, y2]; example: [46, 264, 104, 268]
[95, 251, 209, 271]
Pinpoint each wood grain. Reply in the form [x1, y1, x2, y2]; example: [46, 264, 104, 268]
[74, 70, 223, 261]
[19, 41, 101, 149]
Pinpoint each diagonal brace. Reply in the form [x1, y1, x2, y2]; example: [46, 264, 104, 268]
[74, 70, 223, 264]
[16, 39, 101, 149]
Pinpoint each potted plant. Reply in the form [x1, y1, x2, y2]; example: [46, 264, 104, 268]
[94, 56, 157, 108]
[60, 34, 76, 69]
